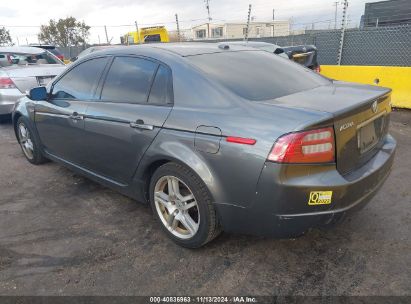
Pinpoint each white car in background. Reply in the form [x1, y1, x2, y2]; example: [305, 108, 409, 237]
[0, 46, 66, 122]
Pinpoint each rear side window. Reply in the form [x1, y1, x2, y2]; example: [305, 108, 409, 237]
[51, 57, 108, 100]
[187, 51, 330, 101]
[148, 65, 172, 105]
[101, 56, 157, 103]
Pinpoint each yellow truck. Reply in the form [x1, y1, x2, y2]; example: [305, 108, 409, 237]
[122, 26, 170, 44]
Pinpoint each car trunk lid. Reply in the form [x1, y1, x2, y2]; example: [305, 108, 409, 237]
[268, 81, 392, 175]
[2, 64, 65, 92]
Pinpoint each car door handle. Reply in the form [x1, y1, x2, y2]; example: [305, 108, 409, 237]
[69, 112, 84, 121]
[130, 120, 154, 131]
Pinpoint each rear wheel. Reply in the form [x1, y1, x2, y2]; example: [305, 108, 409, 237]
[149, 162, 221, 248]
[16, 117, 47, 165]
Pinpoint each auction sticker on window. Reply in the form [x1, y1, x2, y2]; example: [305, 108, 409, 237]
[308, 191, 333, 205]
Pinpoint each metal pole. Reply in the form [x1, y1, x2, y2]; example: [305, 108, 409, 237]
[337, 0, 348, 65]
[104, 25, 109, 44]
[272, 9, 275, 37]
[205, 0, 212, 22]
[175, 14, 181, 42]
[204, 0, 212, 38]
[334, 1, 338, 29]
[244, 4, 252, 42]
[135, 21, 141, 44]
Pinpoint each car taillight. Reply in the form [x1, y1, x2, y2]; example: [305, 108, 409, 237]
[268, 127, 335, 163]
[0, 77, 16, 89]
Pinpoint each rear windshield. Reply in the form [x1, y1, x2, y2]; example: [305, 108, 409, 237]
[187, 50, 329, 101]
[0, 51, 61, 67]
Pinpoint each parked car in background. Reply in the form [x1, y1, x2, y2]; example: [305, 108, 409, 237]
[223, 41, 289, 58]
[13, 43, 395, 248]
[28, 44, 65, 62]
[223, 41, 320, 72]
[0, 46, 66, 121]
[70, 45, 119, 62]
[281, 44, 320, 72]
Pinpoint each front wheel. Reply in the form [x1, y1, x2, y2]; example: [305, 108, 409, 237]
[16, 117, 47, 165]
[149, 162, 221, 248]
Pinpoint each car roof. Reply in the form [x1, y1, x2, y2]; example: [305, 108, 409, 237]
[0, 46, 47, 54]
[95, 43, 257, 57]
[89, 45, 118, 51]
[223, 41, 281, 48]
[225, 41, 270, 46]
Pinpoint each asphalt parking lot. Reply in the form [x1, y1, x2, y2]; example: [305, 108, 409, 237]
[0, 110, 410, 296]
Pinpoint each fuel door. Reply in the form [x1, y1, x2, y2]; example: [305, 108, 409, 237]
[194, 125, 222, 154]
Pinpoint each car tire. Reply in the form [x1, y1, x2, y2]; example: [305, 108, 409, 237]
[16, 116, 47, 165]
[149, 162, 221, 248]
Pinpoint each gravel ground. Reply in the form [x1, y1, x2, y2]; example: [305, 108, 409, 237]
[0, 110, 410, 296]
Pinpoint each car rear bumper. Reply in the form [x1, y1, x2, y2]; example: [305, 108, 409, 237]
[214, 134, 396, 237]
[0, 89, 23, 115]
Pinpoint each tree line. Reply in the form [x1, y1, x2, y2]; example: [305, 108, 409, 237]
[0, 17, 90, 47]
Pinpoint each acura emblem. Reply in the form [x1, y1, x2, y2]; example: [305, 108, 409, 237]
[371, 101, 378, 113]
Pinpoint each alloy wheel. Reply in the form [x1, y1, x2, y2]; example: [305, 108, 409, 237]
[18, 123, 34, 160]
[154, 175, 200, 239]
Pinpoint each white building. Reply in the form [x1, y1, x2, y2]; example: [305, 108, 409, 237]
[192, 21, 290, 40]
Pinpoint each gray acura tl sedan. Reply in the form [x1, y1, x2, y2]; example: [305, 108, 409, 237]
[12, 43, 396, 248]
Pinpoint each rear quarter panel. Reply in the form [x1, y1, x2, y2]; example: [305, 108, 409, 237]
[135, 59, 333, 208]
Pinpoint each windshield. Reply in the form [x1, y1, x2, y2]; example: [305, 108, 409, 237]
[187, 50, 330, 101]
[0, 51, 61, 67]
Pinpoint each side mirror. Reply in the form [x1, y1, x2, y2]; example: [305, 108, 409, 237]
[28, 86, 48, 101]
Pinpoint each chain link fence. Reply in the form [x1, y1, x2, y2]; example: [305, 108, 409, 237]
[195, 24, 411, 67]
[339, 25, 411, 66]
[59, 45, 88, 60]
[58, 25, 411, 67]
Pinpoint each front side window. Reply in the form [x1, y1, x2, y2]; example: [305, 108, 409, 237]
[101, 56, 157, 103]
[51, 57, 108, 100]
